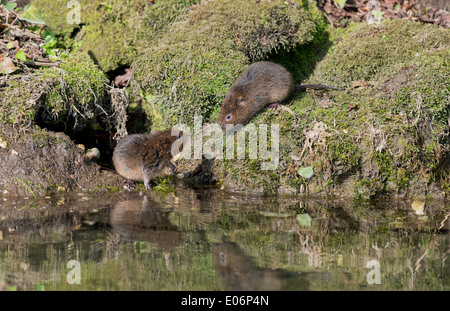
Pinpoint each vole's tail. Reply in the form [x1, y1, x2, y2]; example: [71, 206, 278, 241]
[295, 84, 344, 91]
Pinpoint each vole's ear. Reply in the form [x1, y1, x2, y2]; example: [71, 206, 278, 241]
[237, 97, 245, 106]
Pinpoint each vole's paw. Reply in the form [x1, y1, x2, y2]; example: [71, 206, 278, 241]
[123, 179, 136, 191]
[268, 102, 282, 110]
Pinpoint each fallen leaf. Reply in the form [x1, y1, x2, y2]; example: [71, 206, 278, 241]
[15, 50, 27, 62]
[0, 56, 17, 74]
[298, 166, 314, 179]
[296, 214, 312, 227]
[317, 97, 334, 109]
[351, 79, 368, 89]
[19, 4, 46, 24]
[6, 41, 15, 50]
[346, 104, 358, 111]
[333, 0, 347, 9]
[1, 0, 17, 11]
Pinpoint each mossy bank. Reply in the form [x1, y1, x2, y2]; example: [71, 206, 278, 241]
[131, 0, 319, 129]
[1, 1, 448, 200]
[176, 19, 449, 200]
[30, 0, 204, 73]
[0, 53, 125, 197]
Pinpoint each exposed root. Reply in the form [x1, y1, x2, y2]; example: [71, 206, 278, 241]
[109, 86, 129, 140]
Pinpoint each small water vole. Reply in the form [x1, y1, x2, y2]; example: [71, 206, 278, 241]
[112, 129, 181, 190]
[218, 61, 343, 128]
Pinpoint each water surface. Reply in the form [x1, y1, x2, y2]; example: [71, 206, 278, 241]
[0, 188, 448, 291]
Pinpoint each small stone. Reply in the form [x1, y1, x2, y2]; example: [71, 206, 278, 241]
[86, 148, 100, 162]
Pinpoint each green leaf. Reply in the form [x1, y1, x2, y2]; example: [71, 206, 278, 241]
[15, 50, 27, 61]
[6, 41, 15, 49]
[45, 48, 56, 56]
[44, 31, 57, 48]
[296, 214, 312, 227]
[45, 35, 57, 48]
[333, 0, 347, 8]
[298, 166, 314, 179]
[19, 4, 45, 24]
[1, 0, 17, 11]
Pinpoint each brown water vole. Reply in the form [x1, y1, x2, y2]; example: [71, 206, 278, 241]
[218, 61, 343, 128]
[112, 129, 181, 190]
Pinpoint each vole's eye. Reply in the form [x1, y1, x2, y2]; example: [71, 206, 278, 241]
[226, 114, 232, 120]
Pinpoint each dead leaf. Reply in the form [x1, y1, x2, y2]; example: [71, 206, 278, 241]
[351, 79, 368, 89]
[346, 104, 358, 111]
[0, 56, 17, 74]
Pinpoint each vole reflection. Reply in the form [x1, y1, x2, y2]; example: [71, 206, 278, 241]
[109, 196, 182, 253]
[213, 242, 329, 291]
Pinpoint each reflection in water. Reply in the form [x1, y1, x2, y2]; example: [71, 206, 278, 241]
[213, 242, 328, 290]
[0, 189, 448, 290]
[110, 196, 182, 253]
[108, 196, 183, 272]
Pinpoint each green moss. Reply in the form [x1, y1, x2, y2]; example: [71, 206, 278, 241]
[0, 52, 108, 130]
[92, 185, 121, 193]
[31, 0, 153, 72]
[132, 0, 317, 129]
[327, 136, 360, 168]
[153, 177, 177, 194]
[269, 0, 331, 82]
[139, 0, 202, 39]
[311, 19, 449, 87]
[214, 19, 449, 198]
[32, 0, 201, 72]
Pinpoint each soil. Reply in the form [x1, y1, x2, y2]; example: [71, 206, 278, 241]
[0, 124, 122, 198]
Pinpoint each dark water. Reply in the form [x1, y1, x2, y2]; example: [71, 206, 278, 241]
[0, 188, 448, 291]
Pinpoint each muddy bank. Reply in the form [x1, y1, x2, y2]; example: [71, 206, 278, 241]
[0, 124, 122, 198]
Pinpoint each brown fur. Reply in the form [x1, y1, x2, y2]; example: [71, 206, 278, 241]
[112, 129, 181, 190]
[218, 61, 293, 128]
[218, 61, 342, 128]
